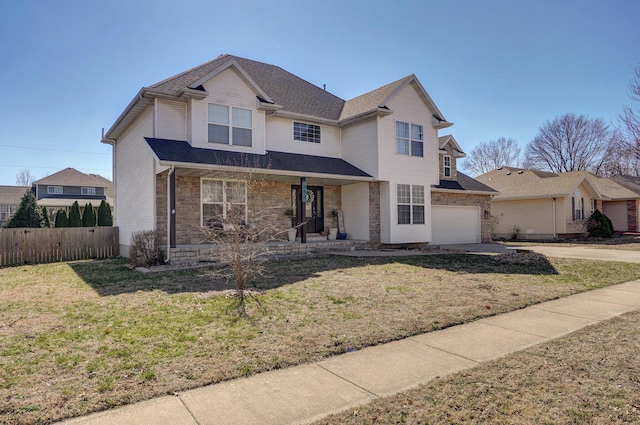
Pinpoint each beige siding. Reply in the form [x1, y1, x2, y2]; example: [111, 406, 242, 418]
[156, 99, 187, 140]
[341, 183, 370, 240]
[492, 198, 558, 238]
[114, 105, 156, 252]
[266, 116, 341, 157]
[341, 119, 379, 179]
[190, 68, 266, 154]
[603, 201, 628, 232]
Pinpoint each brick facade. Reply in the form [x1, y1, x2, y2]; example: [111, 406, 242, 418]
[628, 200, 638, 232]
[438, 145, 458, 181]
[431, 191, 493, 242]
[156, 171, 343, 245]
[368, 182, 381, 243]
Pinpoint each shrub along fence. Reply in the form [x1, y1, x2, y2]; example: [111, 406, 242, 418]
[0, 227, 119, 267]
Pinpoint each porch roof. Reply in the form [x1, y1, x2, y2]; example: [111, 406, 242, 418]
[146, 138, 373, 182]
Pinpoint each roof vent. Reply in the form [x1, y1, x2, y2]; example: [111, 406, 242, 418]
[506, 172, 511, 175]
[517, 170, 524, 174]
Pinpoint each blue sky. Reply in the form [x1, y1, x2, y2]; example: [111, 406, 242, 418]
[0, 0, 638, 185]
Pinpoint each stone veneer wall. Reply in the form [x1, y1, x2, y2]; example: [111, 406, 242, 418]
[368, 182, 381, 243]
[156, 172, 343, 245]
[431, 191, 492, 242]
[439, 145, 458, 181]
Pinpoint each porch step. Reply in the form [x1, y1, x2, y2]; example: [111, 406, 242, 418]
[296, 233, 328, 242]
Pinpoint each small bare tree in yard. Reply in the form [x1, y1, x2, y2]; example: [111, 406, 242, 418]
[463, 137, 521, 176]
[200, 177, 284, 316]
[15, 169, 34, 187]
[524, 113, 610, 174]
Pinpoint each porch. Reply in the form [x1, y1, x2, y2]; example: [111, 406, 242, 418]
[168, 238, 370, 263]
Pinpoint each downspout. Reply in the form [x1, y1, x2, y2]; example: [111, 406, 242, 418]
[552, 197, 557, 239]
[167, 165, 175, 262]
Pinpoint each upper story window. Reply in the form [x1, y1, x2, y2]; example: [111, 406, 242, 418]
[397, 184, 425, 225]
[395, 121, 423, 157]
[81, 187, 96, 196]
[47, 186, 63, 195]
[443, 155, 452, 178]
[293, 122, 321, 143]
[208, 104, 252, 147]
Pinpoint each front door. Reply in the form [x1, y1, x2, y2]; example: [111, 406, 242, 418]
[292, 185, 324, 234]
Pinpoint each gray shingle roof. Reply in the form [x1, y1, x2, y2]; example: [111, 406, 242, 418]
[145, 138, 372, 178]
[476, 167, 639, 200]
[433, 172, 498, 193]
[0, 186, 30, 205]
[33, 168, 111, 188]
[151, 55, 346, 120]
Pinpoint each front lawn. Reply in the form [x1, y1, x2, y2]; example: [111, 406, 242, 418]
[2, 254, 640, 424]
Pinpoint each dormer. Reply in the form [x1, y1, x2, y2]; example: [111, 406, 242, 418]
[438, 135, 466, 181]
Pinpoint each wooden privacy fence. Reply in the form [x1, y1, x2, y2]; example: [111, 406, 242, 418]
[0, 227, 119, 267]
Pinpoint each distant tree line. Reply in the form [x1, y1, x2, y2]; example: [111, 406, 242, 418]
[463, 65, 640, 177]
[3, 191, 112, 228]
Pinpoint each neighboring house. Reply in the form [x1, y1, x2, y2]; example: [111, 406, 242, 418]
[101, 54, 488, 256]
[476, 167, 640, 239]
[608, 175, 640, 233]
[33, 168, 113, 221]
[431, 135, 498, 244]
[0, 185, 29, 226]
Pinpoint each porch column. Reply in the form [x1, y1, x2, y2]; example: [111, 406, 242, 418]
[300, 177, 306, 243]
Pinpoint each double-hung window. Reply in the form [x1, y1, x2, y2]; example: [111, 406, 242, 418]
[395, 121, 424, 157]
[443, 155, 451, 177]
[81, 187, 96, 195]
[397, 184, 425, 224]
[572, 189, 584, 220]
[208, 104, 252, 147]
[294, 122, 321, 143]
[201, 179, 247, 225]
[48, 186, 63, 195]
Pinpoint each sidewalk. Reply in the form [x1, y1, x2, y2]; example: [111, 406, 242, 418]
[60, 279, 640, 425]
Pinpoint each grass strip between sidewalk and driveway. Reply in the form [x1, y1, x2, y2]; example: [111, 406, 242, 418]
[1, 253, 640, 424]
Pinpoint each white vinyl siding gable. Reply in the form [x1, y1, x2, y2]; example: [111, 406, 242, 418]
[156, 99, 187, 141]
[265, 115, 341, 157]
[189, 67, 266, 154]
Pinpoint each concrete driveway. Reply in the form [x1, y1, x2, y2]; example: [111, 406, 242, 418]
[443, 243, 640, 264]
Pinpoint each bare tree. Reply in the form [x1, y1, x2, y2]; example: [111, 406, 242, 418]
[619, 65, 640, 165]
[15, 169, 34, 187]
[599, 130, 640, 177]
[463, 137, 521, 176]
[523, 113, 610, 174]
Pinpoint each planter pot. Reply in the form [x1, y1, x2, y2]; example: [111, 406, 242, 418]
[337, 232, 347, 240]
[328, 227, 338, 240]
[287, 228, 297, 242]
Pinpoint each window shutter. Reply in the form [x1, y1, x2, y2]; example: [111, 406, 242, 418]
[572, 197, 575, 221]
[581, 198, 585, 219]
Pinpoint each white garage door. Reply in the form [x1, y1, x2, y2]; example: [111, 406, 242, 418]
[432, 205, 481, 245]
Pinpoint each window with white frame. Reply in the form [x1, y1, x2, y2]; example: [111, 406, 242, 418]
[0, 205, 17, 221]
[201, 179, 247, 226]
[395, 121, 424, 157]
[293, 122, 321, 143]
[443, 155, 451, 177]
[48, 186, 63, 195]
[208, 104, 252, 147]
[397, 184, 425, 224]
[81, 187, 96, 195]
[572, 189, 584, 220]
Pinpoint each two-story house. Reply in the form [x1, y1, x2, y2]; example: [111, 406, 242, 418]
[101, 54, 493, 257]
[33, 167, 113, 221]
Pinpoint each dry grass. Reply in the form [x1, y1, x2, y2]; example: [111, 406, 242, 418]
[2, 253, 640, 424]
[313, 309, 640, 425]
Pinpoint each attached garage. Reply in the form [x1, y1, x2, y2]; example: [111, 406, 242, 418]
[603, 201, 629, 232]
[431, 205, 481, 245]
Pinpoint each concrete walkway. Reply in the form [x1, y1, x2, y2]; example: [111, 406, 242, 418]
[60, 278, 640, 425]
